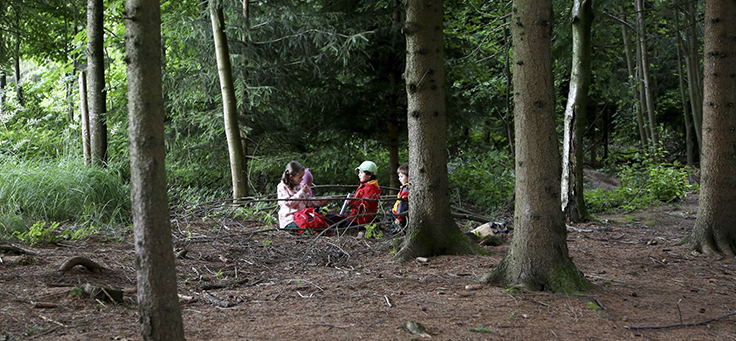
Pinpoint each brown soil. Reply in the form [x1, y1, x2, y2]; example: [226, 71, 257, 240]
[2, 193, 736, 341]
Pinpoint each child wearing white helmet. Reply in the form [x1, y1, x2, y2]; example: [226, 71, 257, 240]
[347, 161, 381, 226]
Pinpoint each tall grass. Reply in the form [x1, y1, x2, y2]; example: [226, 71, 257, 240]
[0, 158, 130, 238]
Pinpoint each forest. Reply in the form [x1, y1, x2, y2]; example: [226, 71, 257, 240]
[1, 0, 736, 339]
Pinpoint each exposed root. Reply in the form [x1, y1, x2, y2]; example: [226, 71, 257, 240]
[58, 256, 102, 273]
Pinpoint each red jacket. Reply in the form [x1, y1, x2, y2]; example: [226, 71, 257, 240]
[349, 180, 381, 225]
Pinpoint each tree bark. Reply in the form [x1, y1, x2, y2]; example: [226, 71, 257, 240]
[87, 0, 107, 167]
[561, 0, 592, 223]
[481, 0, 590, 293]
[211, 2, 248, 200]
[124, 0, 185, 339]
[620, 5, 647, 147]
[79, 71, 91, 165]
[635, 0, 658, 151]
[683, 0, 736, 258]
[394, 0, 479, 261]
[14, 13, 24, 107]
[684, 1, 703, 152]
[673, 7, 694, 168]
[388, 0, 402, 193]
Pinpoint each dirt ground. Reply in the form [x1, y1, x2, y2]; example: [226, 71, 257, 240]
[1, 193, 736, 341]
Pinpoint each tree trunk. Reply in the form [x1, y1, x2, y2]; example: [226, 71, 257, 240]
[620, 5, 647, 147]
[211, 2, 248, 200]
[124, 0, 185, 339]
[673, 7, 694, 168]
[0, 71, 5, 113]
[685, 1, 703, 152]
[481, 0, 590, 293]
[79, 72, 91, 165]
[14, 19, 24, 107]
[87, 0, 107, 167]
[635, 0, 658, 151]
[388, 0, 402, 193]
[684, 0, 736, 257]
[561, 0, 592, 223]
[503, 20, 514, 157]
[394, 0, 479, 261]
[635, 35, 650, 145]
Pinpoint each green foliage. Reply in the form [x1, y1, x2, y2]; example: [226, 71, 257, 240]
[11, 221, 96, 246]
[0, 158, 130, 236]
[364, 224, 383, 240]
[586, 151, 695, 213]
[448, 148, 514, 214]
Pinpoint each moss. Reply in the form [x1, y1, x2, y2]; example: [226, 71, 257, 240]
[548, 263, 594, 294]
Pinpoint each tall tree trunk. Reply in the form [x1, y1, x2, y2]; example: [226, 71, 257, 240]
[635, 34, 650, 145]
[482, 0, 590, 293]
[124, 0, 185, 339]
[211, 2, 248, 200]
[620, 5, 647, 147]
[79, 72, 91, 165]
[673, 7, 694, 168]
[684, 0, 736, 257]
[503, 19, 514, 157]
[87, 0, 108, 167]
[684, 1, 703, 152]
[388, 0, 402, 193]
[394, 0, 479, 261]
[13, 17, 24, 107]
[561, 0, 592, 223]
[635, 0, 658, 151]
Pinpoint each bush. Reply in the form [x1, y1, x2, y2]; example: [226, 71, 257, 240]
[585, 152, 695, 213]
[448, 149, 514, 214]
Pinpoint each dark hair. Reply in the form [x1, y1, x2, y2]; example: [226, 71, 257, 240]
[282, 161, 305, 189]
[397, 163, 408, 177]
[362, 171, 376, 181]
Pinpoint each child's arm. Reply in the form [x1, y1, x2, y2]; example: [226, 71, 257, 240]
[278, 184, 309, 208]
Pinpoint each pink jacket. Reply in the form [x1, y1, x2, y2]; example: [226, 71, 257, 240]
[277, 182, 324, 228]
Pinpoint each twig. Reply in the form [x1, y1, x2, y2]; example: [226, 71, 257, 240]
[625, 310, 736, 330]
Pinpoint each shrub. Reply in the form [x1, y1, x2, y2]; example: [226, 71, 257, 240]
[585, 152, 695, 213]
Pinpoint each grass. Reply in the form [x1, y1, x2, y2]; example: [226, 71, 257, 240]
[0, 158, 130, 239]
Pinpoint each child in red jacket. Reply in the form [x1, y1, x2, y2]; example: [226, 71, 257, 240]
[347, 161, 381, 226]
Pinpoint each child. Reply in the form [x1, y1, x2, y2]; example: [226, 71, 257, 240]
[347, 161, 381, 226]
[277, 161, 328, 229]
[390, 163, 409, 232]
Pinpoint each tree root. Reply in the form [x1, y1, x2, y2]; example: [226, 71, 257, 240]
[625, 310, 736, 330]
[58, 256, 102, 273]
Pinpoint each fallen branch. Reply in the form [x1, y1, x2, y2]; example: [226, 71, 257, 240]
[625, 310, 736, 330]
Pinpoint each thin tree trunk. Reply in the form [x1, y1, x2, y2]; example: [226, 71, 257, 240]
[620, 5, 647, 147]
[87, 0, 107, 167]
[14, 18, 23, 107]
[635, 0, 658, 151]
[79, 72, 91, 165]
[211, 2, 248, 200]
[124, 0, 185, 338]
[503, 20, 514, 157]
[674, 7, 694, 168]
[684, 1, 703, 152]
[395, 0, 479, 261]
[561, 0, 592, 223]
[388, 0, 402, 192]
[482, 0, 590, 293]
[684, 0, 736, 258]
[635, 23, 650, 145]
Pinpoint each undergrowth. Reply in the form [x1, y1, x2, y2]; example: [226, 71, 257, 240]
[585, 151, 696, 213]
[0, 158, 130, 239]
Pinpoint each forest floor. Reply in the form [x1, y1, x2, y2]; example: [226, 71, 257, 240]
[2, 186, 736, 340]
